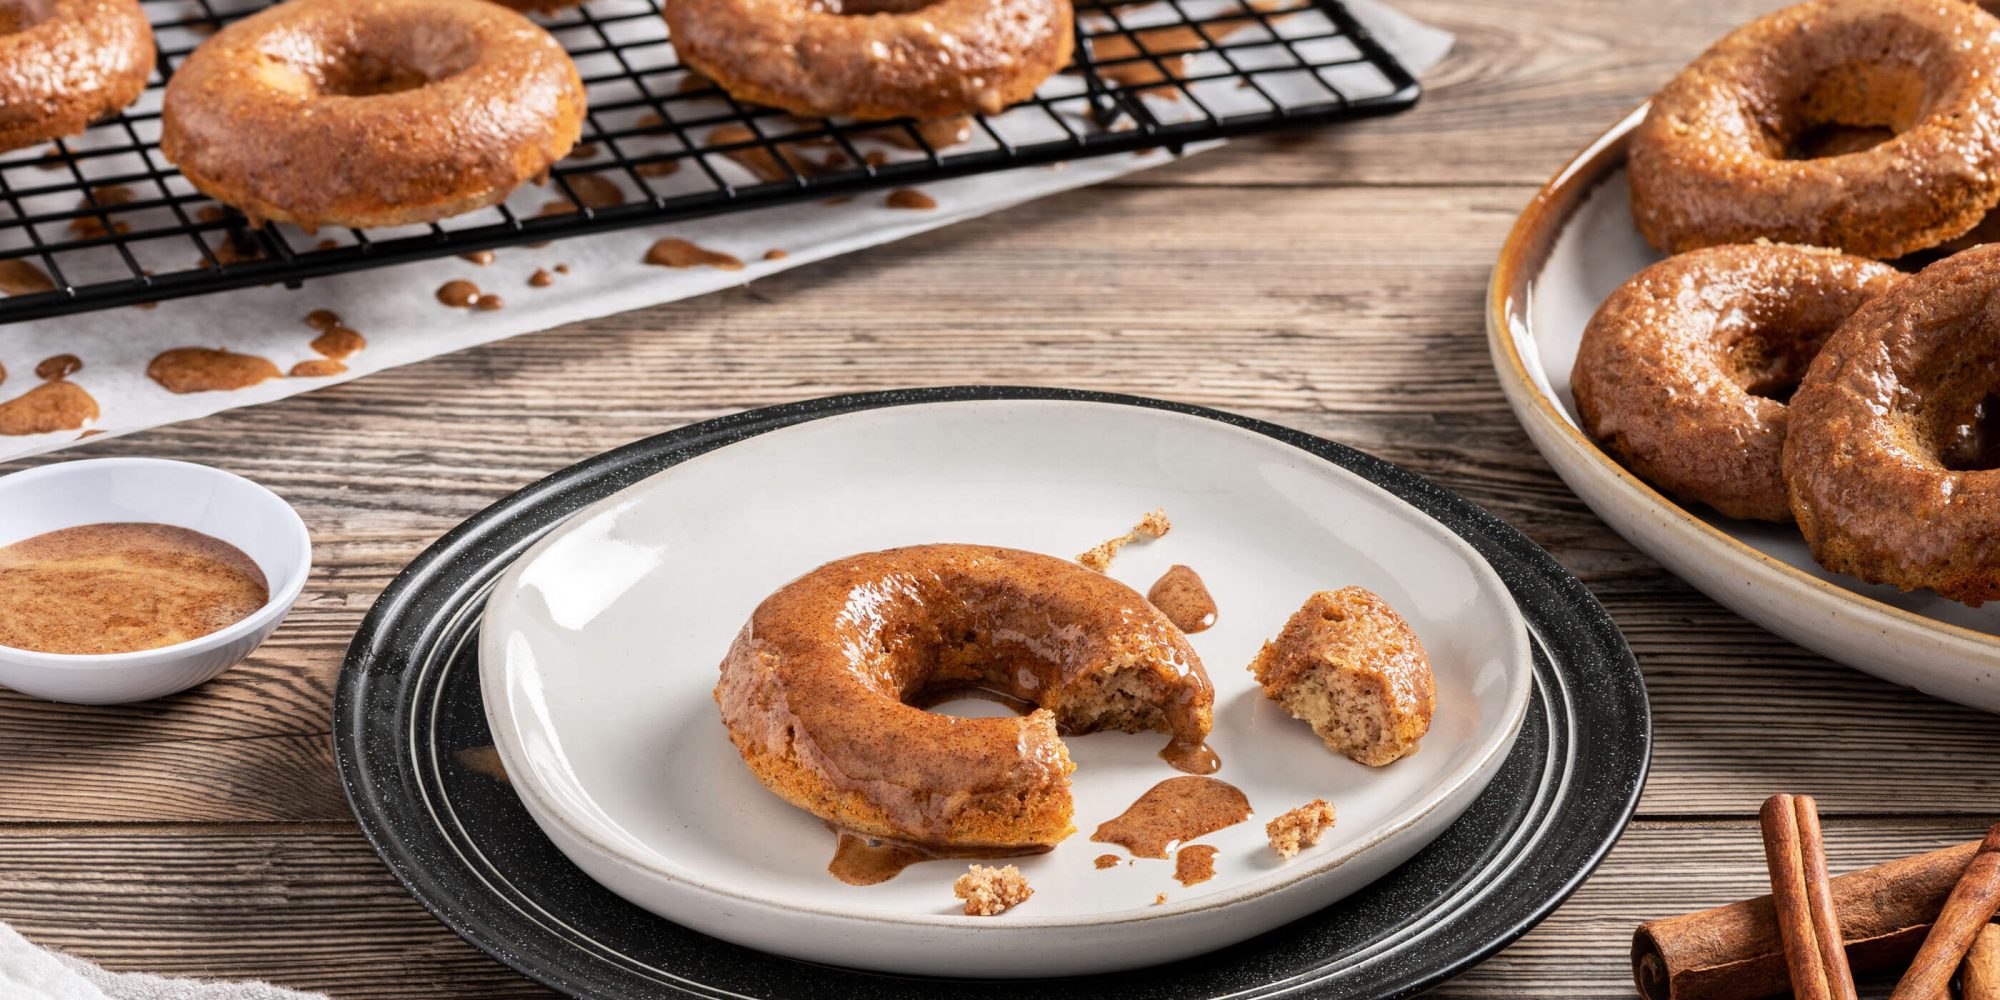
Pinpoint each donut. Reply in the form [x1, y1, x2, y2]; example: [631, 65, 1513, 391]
[1628, 0, 2000, 259]
[663, 0, 1074, 120]
[1248, 587, 1433, 767]
[1785, 243, 2000, 605]
[1572, 244, 1900, 522]
[160, 0, 585, 230]
[0, 0, 153, 153]
[714, 544, 1215, 850]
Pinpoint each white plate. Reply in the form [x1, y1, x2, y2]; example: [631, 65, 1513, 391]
[1488, 105, 2000, 712]
[477, 398, 1533, 977]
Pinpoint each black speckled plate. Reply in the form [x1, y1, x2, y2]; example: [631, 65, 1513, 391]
[334, 387, 1649, 1000]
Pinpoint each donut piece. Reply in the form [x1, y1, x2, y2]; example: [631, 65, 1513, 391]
[1785, 243, 2000, 605]
[663, 0, 1074, 120]
[160, 0, 585, 230]
[1247, 587, 1433, 767]
[0, 0, 153, 153]
[1573, 244, 1900, 522]
[714, 544, 1214, 850]
[1628, 0, 2000, 259]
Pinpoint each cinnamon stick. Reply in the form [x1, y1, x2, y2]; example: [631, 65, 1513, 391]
[1632, 840, 1982, 1000]
[1963, 924, 2000, 1000]
[1757, 795, 1857, 1000]
[1890, 824, 2000, 1000]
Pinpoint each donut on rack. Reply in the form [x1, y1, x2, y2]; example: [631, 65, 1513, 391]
[0, 0, 154, 153]
[714, 544, 1215, 850]
[1628, 0, 2000, 259]
[1572, 243, 1900, 522]
[662, 0, 1074, 120]
[1785, 243, 2000, 605]
[160, 0, 586, 230]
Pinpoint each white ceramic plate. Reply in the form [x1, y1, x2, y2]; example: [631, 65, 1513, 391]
[477, 398, 1532, 977]
[1488, 105, 2000, 712]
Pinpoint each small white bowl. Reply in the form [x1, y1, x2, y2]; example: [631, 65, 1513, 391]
[0, 457, 311, 704]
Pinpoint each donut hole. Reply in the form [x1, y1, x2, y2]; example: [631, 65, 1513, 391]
[0, 0, 54, 35]
[1724, 330, 1833, 404]
[1772, 59, 1931, 161]
[1937, 389, 2000, 472]
[808, 0, 941, 12]
[257, 25, 482, 98]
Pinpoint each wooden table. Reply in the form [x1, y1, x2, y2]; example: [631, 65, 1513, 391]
[6, 1, 1998, 995]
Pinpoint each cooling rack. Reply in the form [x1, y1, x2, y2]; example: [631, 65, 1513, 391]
[0, 0, 1418, 321]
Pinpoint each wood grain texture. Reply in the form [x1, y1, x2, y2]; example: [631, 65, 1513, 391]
[2, 0, 1997, 995]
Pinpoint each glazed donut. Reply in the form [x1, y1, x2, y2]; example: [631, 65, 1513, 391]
[0, 0, 153, 153]
[714, 544, 1215, 850]
[160, 0, 585, 230]
[1628, 0, 2000, 259]
[1572, 244, 1899, 522]
[663, 0, 1074, 120]
[1785, 243, 2000, 605]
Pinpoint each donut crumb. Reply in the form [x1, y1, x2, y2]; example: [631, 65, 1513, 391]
[1266, 799, 1338, 859]
[1078, 508, 1171, 571]
[954, 864, 1032, 916]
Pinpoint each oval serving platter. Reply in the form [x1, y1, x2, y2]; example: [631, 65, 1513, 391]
[1487, 106, 2000, 712]
[335, 387, 1649, 999]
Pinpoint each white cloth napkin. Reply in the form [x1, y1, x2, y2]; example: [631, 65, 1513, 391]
[0, 0, 1450, 465]
[0, 922, 326, 1000]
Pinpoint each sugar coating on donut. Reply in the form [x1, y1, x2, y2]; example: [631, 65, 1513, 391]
[1077, 508, 1171, 571]
[1266, 799, 1338, 859]
[1248, 588, 1433, 767]
[953, 864, 1033, 916]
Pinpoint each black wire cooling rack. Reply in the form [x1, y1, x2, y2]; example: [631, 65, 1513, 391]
[0, 0, 1418, 321]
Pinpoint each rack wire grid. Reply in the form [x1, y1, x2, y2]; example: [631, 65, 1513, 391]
[0, 0, 1418, 322]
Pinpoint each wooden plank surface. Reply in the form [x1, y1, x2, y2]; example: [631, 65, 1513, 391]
[7, 0, 1999, 995]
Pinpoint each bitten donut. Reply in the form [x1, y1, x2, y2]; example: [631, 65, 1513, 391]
[160, 0, 585, 230]
[1628, 0, 2000, 259]
[715, 544, 1214, 850]
[1573, 244, 1900, 522]
[0, 0, 153, 153]
[663, 0, 1074, 120]
[1785, 244, 2000, 605]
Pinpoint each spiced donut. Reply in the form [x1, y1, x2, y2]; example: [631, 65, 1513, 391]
[714, 544, 1215, 850]
[0, 0, 153, 153]
[1629, 0, 2000, 259]
[160, 0, 585, 230]
[1785, 243, 2000, 605]
[663, 0, 1074, 120]
[1572, 244, 1900, 522]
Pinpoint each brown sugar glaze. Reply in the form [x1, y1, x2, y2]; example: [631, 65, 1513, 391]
[1094, 853, 1121, 869]
[0, 259, 54, 295]
[0, 382, 98, 435]
[885, 188, 937, 210]
[1174, 844, 1218, 886]
[147, 348, 281, 393]
[1091, 776, 1250, 858]
[1147, 564, 1216, 633]
[827, 828, 1046, 886]
[645, 238, 744, 271]
[0, 523, 268, 654]
[34, 355, 81, 382]
[436, 280, 481, 307]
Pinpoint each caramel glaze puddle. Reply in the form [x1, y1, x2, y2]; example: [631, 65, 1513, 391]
[459, 250, 496, 266]
[474, 293, 504, 311]
[1091, 776, 1250, 858]
[70, 184, 136, 239]
[861, 116, 974, 151]
[1094, 854, 1121, 869]
[309, 325, 365, 360]
[289, 359, 346, 377]
[644, 238, 744, 271]
[0, 522, 267, 655]
[764, 248, 788, 261]
[886, 188, 937, 210]
[34, 354, 81, 382]
[1078, 0, 1301, 94]
[564, 174, 626, 210]
[1147, 564, 1216, 633]
[455, 745, 512, 784]
[828, 828, 1048, 886]
[0, 259, 54, 296]
[0, 381, 98, 435]
[304, 308, 341, 331]
[437, 279, 481, 307]
[147, 348, 281, 394]
[1173, 844, 1218, 886]
[1160, 734, 1221, 775]
[528, 268, 555, 287]
[709, 124, 835, 184]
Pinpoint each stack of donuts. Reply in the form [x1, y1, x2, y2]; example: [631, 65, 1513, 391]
[1572, 0, 2000, 606]
[0, 0, 1076, 231]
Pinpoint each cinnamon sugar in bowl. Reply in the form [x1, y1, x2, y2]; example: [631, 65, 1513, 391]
[0, 458, 310, 703]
